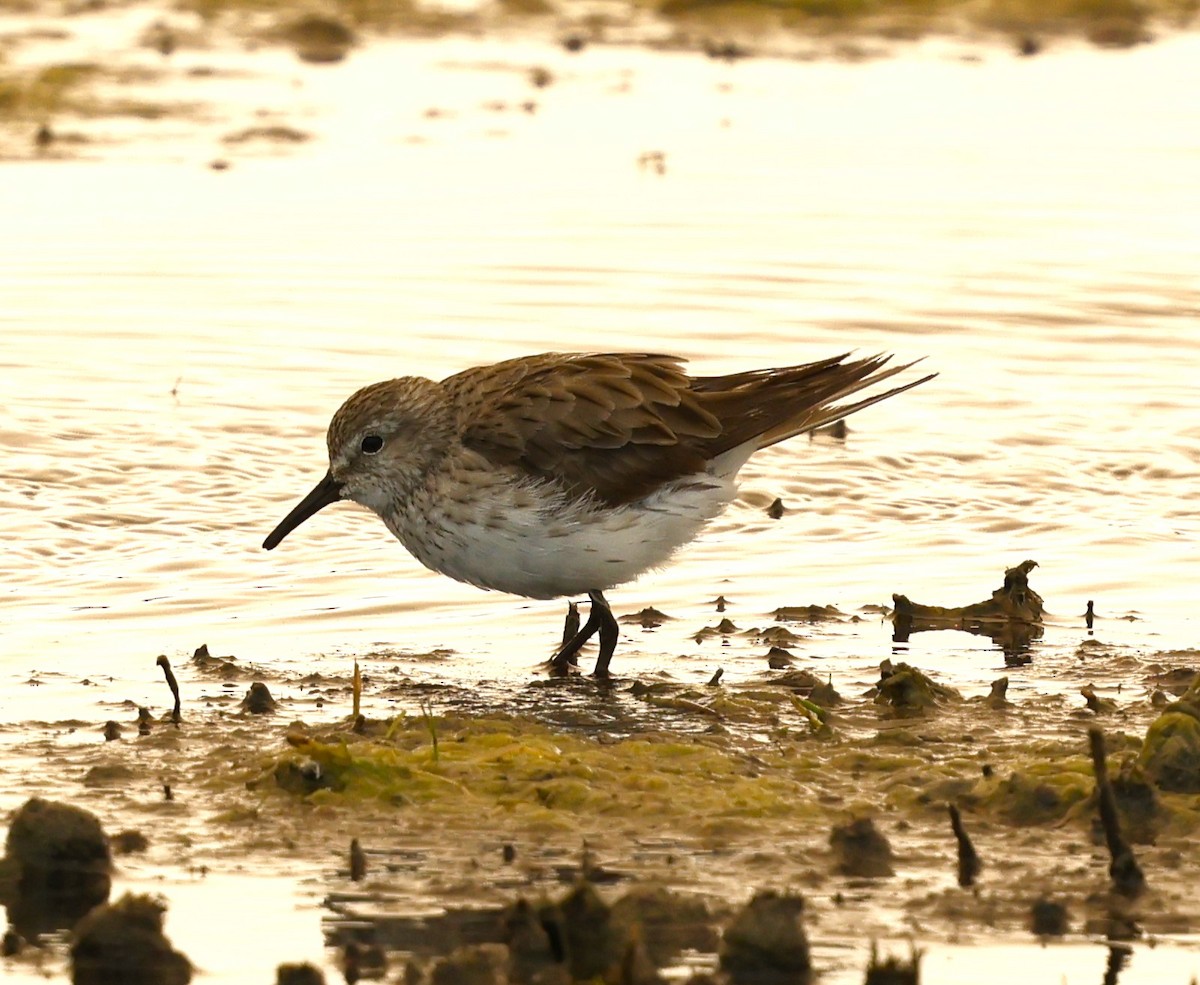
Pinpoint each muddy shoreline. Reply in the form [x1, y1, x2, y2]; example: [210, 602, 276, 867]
[1, 0, 1197, 159]
[5, 578, 1200, 981]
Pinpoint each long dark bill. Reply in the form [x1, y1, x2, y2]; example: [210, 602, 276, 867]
[262, 472, 344, 550]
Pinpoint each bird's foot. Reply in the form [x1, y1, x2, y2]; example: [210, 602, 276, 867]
[548, 598, 605, 675]
[547, 654, 576, 677]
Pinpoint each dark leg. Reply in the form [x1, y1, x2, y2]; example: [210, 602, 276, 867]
[550, 600, 601, 675]
[589, 591, 619, 679]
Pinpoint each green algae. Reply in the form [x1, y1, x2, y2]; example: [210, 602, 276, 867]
[254, 682, 1153, 855]
[0, 62, 98, 119]
[12, 635, 1200, 977]
[1138, 674, 1200, 792]
[1140, 711, 1200, 793]
[986, 769, 1092, 824]
[272, 715, 827, 834]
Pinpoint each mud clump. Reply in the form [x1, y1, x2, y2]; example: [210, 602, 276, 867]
[71, 893, 192, 985]
[277, 964, 326, 985]
[343, 939, 387, 982]
[874, 661, 960, 712]
[190, 643, 241, 678]
[619, 607, 673, 629]
[864, 943, 921, 984]
[1138, 673, 1200, 792]
[406, 884, 712, 985]
[891, 559, 1044, 660]
[241, 681, 278, 714]
[1144, 665, 1198, 696]
[0, 798, 112, 936]
[546, 882, 629, 982]
[504, 898, 564, 985]
[277, 15, 356, 64]
[428, 944, 510, 985]
[719, 890, 811, 983]
[3, 800, 109, 873]
[224, 125, 311, 146]
[111, 831, 150, 856]
[1029, 896, 1070, 936]
[1101, 767, 1160, 846]
[1081, 684, 1116, 715]
[829, 816, 894, 878]
[772, 604, 843, 623]
[892, 557, 1044, 624]
[987, 770, 1088, 825]
[984, 677, 1010, 709]
[610, 886, 716, 966]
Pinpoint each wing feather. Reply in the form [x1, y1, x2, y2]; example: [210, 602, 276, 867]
[442, 351, 932, 507]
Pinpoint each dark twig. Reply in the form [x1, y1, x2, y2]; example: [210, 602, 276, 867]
[561, 601, 581, 647]
[1088, 727, 1145, 898]
[948, 803, 982, 887]
[352, 659, 361, 719]
[156, 655, 181, 724]
[1103, 944, 1130, 985]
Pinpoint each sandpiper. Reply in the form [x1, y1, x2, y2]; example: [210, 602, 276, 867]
[263, 351, 932, 676]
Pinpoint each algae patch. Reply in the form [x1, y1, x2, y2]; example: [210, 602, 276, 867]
[1139, 673, 1200, 792]
[268, 713, 824, 839]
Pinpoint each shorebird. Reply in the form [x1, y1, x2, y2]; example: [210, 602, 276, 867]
[263, 351, 932, 676]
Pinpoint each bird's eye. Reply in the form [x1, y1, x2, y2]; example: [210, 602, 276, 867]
[361, 434, 384, 455]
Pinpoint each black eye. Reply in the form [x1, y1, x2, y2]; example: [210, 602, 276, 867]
[361, 434, 384, 455]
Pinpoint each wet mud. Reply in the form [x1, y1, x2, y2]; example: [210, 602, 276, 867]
[4, 590, 1200, 981]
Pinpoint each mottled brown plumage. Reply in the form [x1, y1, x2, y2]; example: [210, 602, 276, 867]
[440, 351, 922, 506]
[264, 351, 932, 677]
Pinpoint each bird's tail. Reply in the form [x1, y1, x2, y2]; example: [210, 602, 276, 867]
[693, 352, 935, 456]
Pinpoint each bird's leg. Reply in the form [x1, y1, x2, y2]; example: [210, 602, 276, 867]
[589, 590, 619, 679]
[560, 601, 581, 664]
[549, 600, 601, 675]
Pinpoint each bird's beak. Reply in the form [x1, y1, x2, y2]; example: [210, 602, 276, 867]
[262, 472, 344, 550]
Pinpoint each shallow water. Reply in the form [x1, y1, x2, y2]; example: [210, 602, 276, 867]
[2, 20, 1200, 982]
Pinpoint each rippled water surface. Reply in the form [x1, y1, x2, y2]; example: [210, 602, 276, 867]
[2, 25, 1200, 982]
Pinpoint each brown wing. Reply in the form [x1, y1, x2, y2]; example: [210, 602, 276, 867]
[447, 352, 723, 506]
[447, 351, 934, 508]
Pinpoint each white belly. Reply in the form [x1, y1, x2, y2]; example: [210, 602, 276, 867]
[385, 472, 737, 600]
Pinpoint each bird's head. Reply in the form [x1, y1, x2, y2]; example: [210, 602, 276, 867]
[262, 376, 451, 550]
